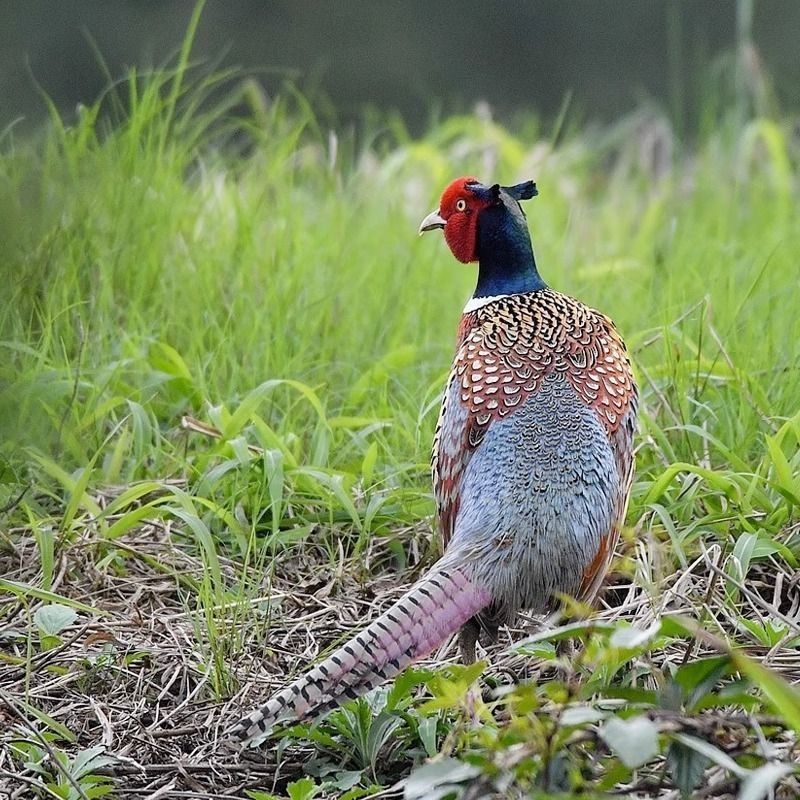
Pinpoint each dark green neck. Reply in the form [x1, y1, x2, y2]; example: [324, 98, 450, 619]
[473, 199, 546, 297]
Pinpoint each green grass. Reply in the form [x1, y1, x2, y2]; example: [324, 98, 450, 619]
[1, 46, 800, 799]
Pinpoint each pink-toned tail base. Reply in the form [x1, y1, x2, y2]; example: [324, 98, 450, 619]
[229, 566, 491, 743]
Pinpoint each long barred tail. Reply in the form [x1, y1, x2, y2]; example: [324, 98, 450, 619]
[229, 566, 491, 743]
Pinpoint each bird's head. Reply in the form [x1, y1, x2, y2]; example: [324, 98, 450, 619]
[419, 176, 538, 264]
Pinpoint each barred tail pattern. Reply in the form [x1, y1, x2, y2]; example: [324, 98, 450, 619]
[230, 566, 491, 743]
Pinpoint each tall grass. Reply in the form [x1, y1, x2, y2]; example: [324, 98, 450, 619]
[4, 90, 798, 451]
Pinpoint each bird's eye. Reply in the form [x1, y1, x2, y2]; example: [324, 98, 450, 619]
[455, 198, 467, 212]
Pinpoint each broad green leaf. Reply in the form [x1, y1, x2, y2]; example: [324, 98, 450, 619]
[385, 667, 432, 710]
[659, 615, 696, 639]
[70, 745, 116, 780]
[666, 739, 709, 797]
[670, 733, 747, 777]
[332, 770, 363, 791]
[286, 777, 319, 800]
[673, 655, 732, 709]
[417, 715, 439, 758]
[738, 763, 795, 800]
[404, 758, 481, 800]
[33, 604, 78, 636]
[148, 341, 193, 381]
[600, 716, 659, 768]
[730, 651, 800, 733]
[609, 620, 662, 650]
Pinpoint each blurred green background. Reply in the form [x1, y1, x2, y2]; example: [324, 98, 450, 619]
[2, 0, 799, 135]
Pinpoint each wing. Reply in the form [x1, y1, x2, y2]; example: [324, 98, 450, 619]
[577, 395, 637, 601]
[575, 313, 638, 600]
[432, 290, 637, 554]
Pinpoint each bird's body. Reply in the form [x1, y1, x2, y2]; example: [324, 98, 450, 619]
[435, 288, 636, 660]
[231, 177, 637, 743]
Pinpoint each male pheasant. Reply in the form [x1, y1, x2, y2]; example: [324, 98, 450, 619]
[231, 177, 637, 743]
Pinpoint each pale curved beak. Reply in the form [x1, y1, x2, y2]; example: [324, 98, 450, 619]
[418, 209, 446, 235]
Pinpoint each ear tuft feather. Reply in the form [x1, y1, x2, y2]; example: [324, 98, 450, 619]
[465, 181, 502, 205]
[504, 181, 538, 201]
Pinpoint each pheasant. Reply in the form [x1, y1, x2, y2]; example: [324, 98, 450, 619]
[231, 177, 637, 743]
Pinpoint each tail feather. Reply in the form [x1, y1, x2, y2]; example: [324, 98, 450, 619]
[230, 565, 491, 743]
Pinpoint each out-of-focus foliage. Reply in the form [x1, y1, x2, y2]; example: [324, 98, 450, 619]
[1, 0, 800, 135]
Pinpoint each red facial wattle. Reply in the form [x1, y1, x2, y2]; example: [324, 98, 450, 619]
[423, 176, 495, 264]
[443, 207, 478, 263]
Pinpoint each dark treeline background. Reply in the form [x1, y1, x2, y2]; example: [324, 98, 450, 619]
[1, 0, 798, 135]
